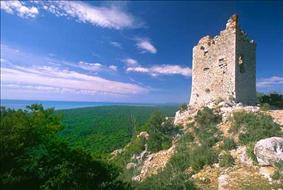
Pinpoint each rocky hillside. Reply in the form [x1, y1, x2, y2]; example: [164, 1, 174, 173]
[111, 100, 283, 190]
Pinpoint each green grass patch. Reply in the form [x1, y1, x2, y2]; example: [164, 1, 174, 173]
[230, 111, 282, 145]
[221, 138, 237, 150]
[219, 151, 234, 167]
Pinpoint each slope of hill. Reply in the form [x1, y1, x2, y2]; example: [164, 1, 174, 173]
[57, 105, 178, 156]
[112, 101, 283, 189]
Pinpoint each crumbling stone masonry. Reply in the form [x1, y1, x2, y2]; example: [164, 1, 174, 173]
[189, 15, 256, 107]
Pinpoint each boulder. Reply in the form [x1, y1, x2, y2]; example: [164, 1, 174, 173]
[254, 137, 283, 166]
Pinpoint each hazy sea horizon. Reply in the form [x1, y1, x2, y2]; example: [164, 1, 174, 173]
[0, 99, 179, 110]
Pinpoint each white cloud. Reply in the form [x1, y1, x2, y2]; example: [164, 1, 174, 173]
[78, 61, 103, 72]
[136, 38, 157, 54]
[127, 65, 192, 77]
[1, 65, 147, 96]
[41, 1, 140, 29]
[78, 61, 118, 72]
[257, 76, 283, 87]
[110, 41, 122, 48]
[0, 0, 39, 18]
[123, 58, 138, 66]
[109, 65, 118, 71]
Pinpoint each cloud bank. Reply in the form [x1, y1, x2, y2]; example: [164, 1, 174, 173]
[257, 76, 283, 88]
[1, 65, 147, 96]
[1, 1, 141, 30]
[0, 1, 39, 18]
[127, 64, 192, 77]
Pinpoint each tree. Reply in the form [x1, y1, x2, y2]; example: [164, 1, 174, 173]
[0, 105, 129, 190]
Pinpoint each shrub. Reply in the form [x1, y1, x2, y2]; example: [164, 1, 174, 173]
[147, 130, 171, 152]
[136, 166, 196, 190]
[179, 103, 188, 113]
[260, 103, 271, 111]
[195, 107, 221, 126]
[147, 112, 178, 152]
[271, 170, 281, 180]
[230, 111, 282, 145]
[168, 133, 194, 172]
[222, 138, 237, 150]
[194, 107, 222, 147]
[219, 152, 234, 167]
[188, 145, 218, 171]
[257, 92, 283, 109]
[274, 161, 283, 170]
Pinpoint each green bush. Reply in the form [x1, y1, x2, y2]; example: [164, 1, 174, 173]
[257, 92, 283, 109]
[271, 170, 281, 180]
[179, 103, 188, 113]
[274, 161, 283, 170]
[136, 166, 196, 190]
[219, 152, 234, 167]
[193, 107, 222, 147]
[195, 107, 221, 126]
[222, 138, 237, 150]
[260, 103, 271, 111]
[147, 131, 171, 152]
[230, 111, 282, 145]
[168, 133, 194, 172]
[147, 112, 178, 152]
[188, 145, 218, 171]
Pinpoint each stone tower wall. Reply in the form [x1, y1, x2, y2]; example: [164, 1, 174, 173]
[189, 15, 256, 107]
[235, 30, 256, 104]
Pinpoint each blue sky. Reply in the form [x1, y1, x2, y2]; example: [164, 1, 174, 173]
[1, 1, 283, 103]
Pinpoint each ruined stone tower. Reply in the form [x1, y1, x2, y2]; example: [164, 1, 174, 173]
[189, 15, 256, 107]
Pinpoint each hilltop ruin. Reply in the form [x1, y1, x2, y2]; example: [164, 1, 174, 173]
[190, 15, 256, 107]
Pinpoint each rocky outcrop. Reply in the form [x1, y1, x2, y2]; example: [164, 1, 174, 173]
[230, 146, 253, 166]
[174, 99, 260, 126]
[132, 145, 176, 181]
[254, 137, 283, 166]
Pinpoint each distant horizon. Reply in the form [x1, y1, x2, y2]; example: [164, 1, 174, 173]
[0, 98, 183, 105]
[1, 89, 282, 106]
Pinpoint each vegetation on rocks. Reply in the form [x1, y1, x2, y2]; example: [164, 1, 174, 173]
[221, 138, 237, 150]
[219, 151, 234, 167]
[134, 107, 221, 189]
[230, 111, 282, 145]
[147, 112, 178, 153]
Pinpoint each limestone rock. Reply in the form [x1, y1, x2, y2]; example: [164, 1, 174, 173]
[259, 166, 276, 182]
[132, 145, 175, 181]
[254, 137, 283, 166]
[218, 174, 229, 190]
[137, 131, 149, 140]
[230, 146, 253, 166]
[111, 148, 123, 157]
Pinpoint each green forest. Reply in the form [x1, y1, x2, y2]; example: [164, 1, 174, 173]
[58, 106, 178, 156]
[0, 104, 178, 189]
